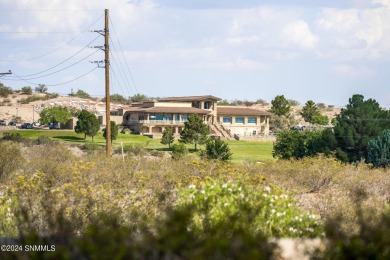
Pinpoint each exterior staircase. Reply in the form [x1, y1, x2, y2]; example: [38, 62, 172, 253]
[209, 124, 234, 140]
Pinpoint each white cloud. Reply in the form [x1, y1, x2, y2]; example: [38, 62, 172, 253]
[282, 20, 319, 49]
[332, 64, 376, 77]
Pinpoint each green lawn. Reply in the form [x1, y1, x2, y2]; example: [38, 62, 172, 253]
[3, 129, 274, 162]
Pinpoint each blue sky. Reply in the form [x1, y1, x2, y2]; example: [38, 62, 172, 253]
[1, 0, 390, 108]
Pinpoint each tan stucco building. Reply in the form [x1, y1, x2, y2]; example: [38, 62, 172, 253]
[121, 95, 271, 139]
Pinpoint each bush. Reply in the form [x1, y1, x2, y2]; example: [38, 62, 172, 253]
[367, 129, 390, 168]
[122, 143, 146, 156]
[0, 141, 24, 178]
[36, 135, 57, 145]
[177, 181, 322, 238]
[21, 86, 33, 95]
[120, 127, 131, 134]
[82, 142, 101, 152]
[0, 83, 13, 97]
[171, 143, 188, 160]
[204, 138, 232, 161]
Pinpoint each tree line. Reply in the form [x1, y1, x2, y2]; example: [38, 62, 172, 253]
[273, 94, 390, 167]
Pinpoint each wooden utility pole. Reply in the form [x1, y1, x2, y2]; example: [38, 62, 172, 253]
[104, 9, 111, 158]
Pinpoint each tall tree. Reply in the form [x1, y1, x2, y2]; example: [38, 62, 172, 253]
[270, 95, 290, 116]
[75, 109, 100, 142]
[103, 121, 119, 144]
[39, 107, 71, 125]
[35, 84, 48, 93]
[334, 94, 390, 162]
[180, 114, 209, 151]
[300, 100, 320, 123]
[161, 127, 174, 148]
[367, 129, 390, 168]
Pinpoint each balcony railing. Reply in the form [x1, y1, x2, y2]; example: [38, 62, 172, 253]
[127, 119, 209, 125]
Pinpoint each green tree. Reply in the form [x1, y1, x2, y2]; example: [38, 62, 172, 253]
[367, 129, 390, 168]
[75, 89, 91, 99]
[35, 84, 48, 93]
[180, 114, 209, 151]
[270, 95, 290, 116]
[0, 83, 13, 97]
[110, 94, 129, 104]
[312, 115, 329, 126]
[130, 93, 150, 103]
[21, 86, 33, 95]
[103, 121, 119, 144]
[75, 110, 100, 142]
[205, 138, 232, 161]
[300, 100, 320, 123]
[39, 107, 71, 125]
[161, 127, 174, 148]
[269, 114, 298, 131]
[273, 129, 336, 159]
[333, 94, 390, 163]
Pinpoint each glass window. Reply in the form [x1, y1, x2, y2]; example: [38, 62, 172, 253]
[164, 114, 172, 120]
[181, 115, 188, 121]
[149, 115, 156, 120]
[248, 117, 257, 124]
[156, 114, 163, 120]
[223, 117, 231, 123]
[175, 115, 180, 121]
[235, 117, 244, 123]
[204, 102, 210, 109]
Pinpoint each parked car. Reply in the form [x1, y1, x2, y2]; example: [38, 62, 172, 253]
[8, 121, 16, 126]
[49, 122, 61, 129]
[0, 120, 6, 126]
[33, 121, 40, 126]
[21, 123, 33, 129]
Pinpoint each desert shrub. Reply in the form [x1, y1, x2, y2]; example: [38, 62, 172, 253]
[21, 86, 33, 95]
[36, 135, 57, 145]
[2, 132, 24, 142]
[82, 142, 101, 152]
[150, 149, 165, 157]
[171, 143, 188, 160]
[122, 143, 146, 156]
[2, 98, 11, 103]
[177, 181, 322, 238]
[316, 203, 390, 259]
[0, 141, 24, 179]
[120, 127, 131, 134]
[0, 83, 13, 97]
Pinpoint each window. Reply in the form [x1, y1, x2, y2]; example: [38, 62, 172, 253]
[156, 114, 163, 120]
[181, 115, 188, 121]
[149, 115, 156, 120]
[248, 117, 257, 124]
[164, 114, 172, 120]
[223, 117, 231, 123]
[204, 102, 210, 109]
[235, 117, 244, 124]
[175, 115, 180, 121]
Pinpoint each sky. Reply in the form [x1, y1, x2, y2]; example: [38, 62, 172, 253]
[1, 0, 390, 108]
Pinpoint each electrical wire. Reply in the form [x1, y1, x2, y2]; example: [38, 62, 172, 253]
[10, 35, 101, 78]
[109, 42, 134, 96]
[6, 49, 100, 81]
[0, 14, 104, 63]
[11, 65, 99, 86]
[110, 19, 139, 94]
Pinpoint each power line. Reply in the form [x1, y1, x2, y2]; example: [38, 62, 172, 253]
[5, 49, 100, 81]
[12, 35, 101, 78]
[11, 65, 99, 86]
[0, 14, 104, 63]
[109, 40, 134, 96]
[109, 19, 139, 94]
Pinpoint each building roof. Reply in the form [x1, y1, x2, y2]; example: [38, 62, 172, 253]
[217, 106, 272, 116]
[158, 95, 221, 102]
[124, 106, 210, 114]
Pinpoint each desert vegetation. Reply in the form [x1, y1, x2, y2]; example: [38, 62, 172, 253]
[0, 134, 389, 258]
